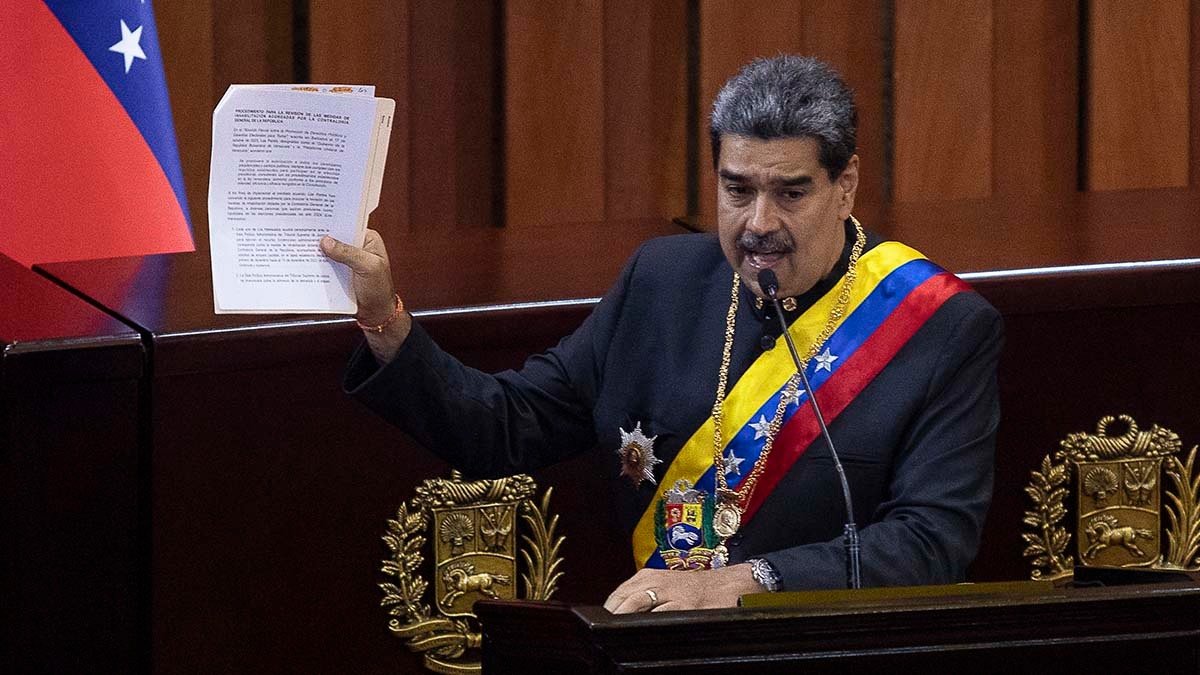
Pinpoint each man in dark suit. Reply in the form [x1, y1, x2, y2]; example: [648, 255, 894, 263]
[322, 55, 1002, 613]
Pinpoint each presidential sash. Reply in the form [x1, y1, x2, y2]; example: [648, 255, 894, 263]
[634, 241, 971, 568]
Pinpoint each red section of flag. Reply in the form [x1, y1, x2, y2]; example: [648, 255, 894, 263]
[0, 0, 194, 267]
[741, 273, 971, 523]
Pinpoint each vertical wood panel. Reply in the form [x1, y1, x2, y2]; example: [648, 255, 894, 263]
[309, 1, 410, 236]
[409, 0, 502, 229]
[894, 0, 993, 202]
[992, 1, 1079, 195]
[1191, 0, 1200, 188]
[696, 0, 805, 224]
[156, 2, 216, 251]
[211, 1, 294, 85]
[505, 1, 605, 227]
[799, 1, 889, 223]
[1088, 0, 1189, 190]
[602, 0, 689, 221]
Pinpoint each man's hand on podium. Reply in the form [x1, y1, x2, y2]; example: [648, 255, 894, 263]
[322, 229, 411, 363]
[603, 563, 764, 613]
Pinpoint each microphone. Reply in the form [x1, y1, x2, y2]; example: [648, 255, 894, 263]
[757, 269, 862, 589]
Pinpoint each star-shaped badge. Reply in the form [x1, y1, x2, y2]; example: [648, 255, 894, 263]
[814, 347, 838, 372]
[617, 422, 662, 488]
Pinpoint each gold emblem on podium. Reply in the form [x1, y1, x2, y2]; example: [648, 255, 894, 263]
[1022, 415, 1200, 581]
[379, 472, 564, 674]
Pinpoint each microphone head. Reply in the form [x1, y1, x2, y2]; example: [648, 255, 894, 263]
[757, 269, 780, 298]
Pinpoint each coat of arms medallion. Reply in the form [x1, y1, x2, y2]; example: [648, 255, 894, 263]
[379, 472, 564, 674]
[1022, 415, 1200, 581]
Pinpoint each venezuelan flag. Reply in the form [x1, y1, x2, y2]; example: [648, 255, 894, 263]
[1, 0, 194, 267]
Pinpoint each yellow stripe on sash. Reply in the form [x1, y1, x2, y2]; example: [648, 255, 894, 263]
[631, 241, 927, 567]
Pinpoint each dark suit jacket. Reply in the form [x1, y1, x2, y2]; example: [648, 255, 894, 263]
[346, 223, 1003, 590]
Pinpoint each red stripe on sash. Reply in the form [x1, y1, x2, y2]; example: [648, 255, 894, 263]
[740, 272, 970, 522]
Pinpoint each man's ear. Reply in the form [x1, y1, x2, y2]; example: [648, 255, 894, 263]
[837, 154, 859, 220]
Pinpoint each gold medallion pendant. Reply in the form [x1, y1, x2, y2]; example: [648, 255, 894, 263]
[379, 471, 564, 674]
[713, 505, 740, 539]
[712, 493, 743, 540]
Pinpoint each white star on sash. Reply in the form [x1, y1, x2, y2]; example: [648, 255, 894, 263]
[780, 387, 805, 407]
[749, 414, 772, 440]
[109, 20, 147, 74]
[814, 348, 838, 372]
[722, 449, 744, 477]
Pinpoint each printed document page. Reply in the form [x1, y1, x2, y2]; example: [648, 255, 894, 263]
[208, 85, 393, 314]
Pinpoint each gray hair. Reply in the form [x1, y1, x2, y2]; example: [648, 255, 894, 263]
[710, 55, 857, 180]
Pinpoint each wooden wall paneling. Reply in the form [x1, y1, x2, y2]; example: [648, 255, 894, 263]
[893, 0, 993, 203]
[211, 1, 295, 86]
[798, 1, 889, 225]
[1087, 0, 1189, 191]
[1192, 0, 1200, 188]
[695, 1, 806, 225]
[504, 1, 605, 228]
[408, 0, 502, 229]
[309, 0, 410, 237]
[601, 0, 689, 222]
[156, 2, 216, 252]
[992, 1, 1079, 196]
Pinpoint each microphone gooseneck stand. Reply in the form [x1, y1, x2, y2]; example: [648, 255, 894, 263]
[757, 269, 862, 589]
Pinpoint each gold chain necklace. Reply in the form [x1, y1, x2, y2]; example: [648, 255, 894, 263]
[709, 217, 866, 543]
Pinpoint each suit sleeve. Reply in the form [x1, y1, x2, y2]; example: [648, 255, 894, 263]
[342, 247, 642, 478]
[760, 300, 1004, 589]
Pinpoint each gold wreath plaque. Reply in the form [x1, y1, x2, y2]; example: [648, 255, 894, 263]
[1022, 415, 1200, 581]
[379, 471, 564, 674]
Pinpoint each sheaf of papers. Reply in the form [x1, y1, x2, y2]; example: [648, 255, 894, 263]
[208, 84, 394, 314]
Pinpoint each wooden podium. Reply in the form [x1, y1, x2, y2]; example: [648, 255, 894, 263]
[477, 582, 1200, 673]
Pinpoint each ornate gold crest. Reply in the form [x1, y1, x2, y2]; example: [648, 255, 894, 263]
[1022, 415, 1200, 581]
[379, 472, 565, 674]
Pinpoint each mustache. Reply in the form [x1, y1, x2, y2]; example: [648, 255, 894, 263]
[737, 231, 795, 254]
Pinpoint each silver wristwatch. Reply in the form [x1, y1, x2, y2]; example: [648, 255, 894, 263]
[748, 557, 782, 592]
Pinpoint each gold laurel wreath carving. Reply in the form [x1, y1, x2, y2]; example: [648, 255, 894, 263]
[519, 488, 565, 600]
[379, 474, 564, 674]
[1021, 454, 1074, 581]
[1163, 446, 1200, 569]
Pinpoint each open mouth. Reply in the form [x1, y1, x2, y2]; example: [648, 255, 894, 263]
[744, 250, 787, 269]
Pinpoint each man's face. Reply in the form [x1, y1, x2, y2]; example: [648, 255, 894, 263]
[716, 135, 858, 298]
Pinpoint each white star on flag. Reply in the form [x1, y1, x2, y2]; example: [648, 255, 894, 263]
[722, 449, 745, 477]
[814, 347, 838, 372]
[109, 20, 147, 74]
[749, 414, 772, 440]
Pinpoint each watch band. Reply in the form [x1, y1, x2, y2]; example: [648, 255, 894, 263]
[748, 557, 782, 592]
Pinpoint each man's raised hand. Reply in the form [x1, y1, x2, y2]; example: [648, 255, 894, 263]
[321, 229, 411, 362]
